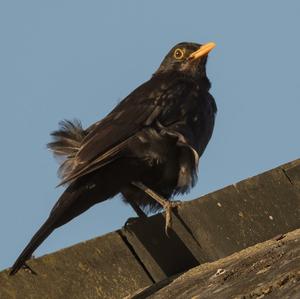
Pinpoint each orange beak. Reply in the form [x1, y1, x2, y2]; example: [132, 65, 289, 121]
[188, 42, 216, 60]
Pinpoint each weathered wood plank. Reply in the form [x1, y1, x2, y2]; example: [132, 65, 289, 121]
[0, 232, 152, 299]
[130, 228, 300, 299]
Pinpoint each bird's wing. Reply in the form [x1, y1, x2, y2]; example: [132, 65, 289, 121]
[58, 77, 188, 186]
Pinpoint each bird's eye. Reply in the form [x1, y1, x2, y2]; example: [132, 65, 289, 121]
[174, 48, 184, 60]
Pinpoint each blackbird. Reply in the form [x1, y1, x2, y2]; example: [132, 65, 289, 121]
[10, 42, 217, 275]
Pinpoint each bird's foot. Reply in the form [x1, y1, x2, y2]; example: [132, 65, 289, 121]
[124, 216, 146, 228]
[124, 217, 138, 228]
[131, 181, 182, 236]
[163, 200, 182, 236]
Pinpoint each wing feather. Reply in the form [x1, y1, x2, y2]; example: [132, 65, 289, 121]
[58, 75, 188, 185]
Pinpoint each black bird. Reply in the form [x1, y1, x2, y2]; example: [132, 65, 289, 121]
[10, 42, 217, 275]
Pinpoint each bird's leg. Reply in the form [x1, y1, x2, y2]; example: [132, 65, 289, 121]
[132, 181, 180, 235]
[128, 200, 147, 218]
[124, 200, 148, 227]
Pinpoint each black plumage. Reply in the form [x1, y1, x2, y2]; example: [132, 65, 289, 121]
[10, 42, 217, 275]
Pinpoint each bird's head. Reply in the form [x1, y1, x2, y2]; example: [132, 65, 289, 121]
[155, 42, 216, 79]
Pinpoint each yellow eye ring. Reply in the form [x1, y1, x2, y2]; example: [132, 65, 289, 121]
[173, 48, 184, 60]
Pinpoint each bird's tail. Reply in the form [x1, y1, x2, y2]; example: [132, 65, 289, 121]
[47, 119, 86, 181]
[9, 219, 55, 275]
[9, 173, 114, 275]
[9, 182, 90, 275]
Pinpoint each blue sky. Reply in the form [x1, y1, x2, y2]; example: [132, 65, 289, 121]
[1, 1, 300, 271]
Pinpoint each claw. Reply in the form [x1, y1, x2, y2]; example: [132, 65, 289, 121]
[164, 201, 182, 236]
[132, 181, 182, 236]
[124, 217, 139, 228]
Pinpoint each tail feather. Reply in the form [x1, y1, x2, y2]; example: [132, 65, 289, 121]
[10, 180, 99, 275]
[10, 155, 138, 275]
[47, 119, 84, 156]
[47, 119, 86, 181]
[9, 220, 55, 275]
